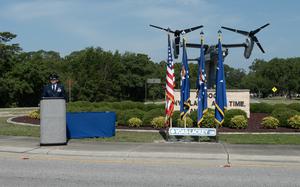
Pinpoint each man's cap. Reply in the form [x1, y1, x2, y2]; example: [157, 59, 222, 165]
[49, 73, 59, 80]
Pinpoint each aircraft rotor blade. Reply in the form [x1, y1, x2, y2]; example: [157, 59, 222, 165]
[221, 26, 249, 36]
[253, 36, 265, 53]
[251, 23, 270, 35]
[182, 25, 203, 34]
[149, 24, 175, 33]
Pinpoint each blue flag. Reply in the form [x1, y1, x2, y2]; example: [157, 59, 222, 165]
[214, 37, 227, 125]
[180, 39, 190, 120]
[197, 37, 208, 126]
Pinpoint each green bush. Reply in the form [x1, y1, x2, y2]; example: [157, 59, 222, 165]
[224, 109, 247, 127]
[144, 103, 164, 111]
[200, 110, 217, 128]
[229, 115, 248, 129]
[123, 109, 145, 125]
[250, 102, 274, 113]
[176, 117, 193, 127]
[69, 101, 92, 107]
[151, 116, 165, 129]
[288, 103, 300, 112]
[93, 102, 113, 109]
[190, 110, 197, 124]
[261, 116, 279, 129]
[288, 115, 300, 129]
[273, 103, 288, 109]
[271, 108, 299, 127]
[67, 103, 95, 112]
[142, 108, 164, 125]
[128, 117, 142, 128]
[28, 110, 40, 119]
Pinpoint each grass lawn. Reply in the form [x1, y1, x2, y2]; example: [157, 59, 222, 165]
[1, 116, 300, 144]
[219, 134, 300, 144]
[255, 97, 300, 104]
[71, 131, 165, 143]
[0, 117, 40, 137]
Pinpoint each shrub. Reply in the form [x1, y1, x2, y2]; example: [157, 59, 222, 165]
[271, 108, 299, 127]
[224, 109, 247, 127]
[142, 108, 164, 125]
[261, 116, 279, 129]
[273, 103, 288, 109]
[190, 108, 214, 126]
[28, 110, 40, 119]
[93, 102, 113, 109]
[288, 115, 300, 129]
[229, 115, 248, 129]
[128, 117, 142, 128]
[144, 103, 164, 111]
[190, 110, 197, 124]
[288, 103, 300, 112]
[119, 101, 145, 110]
[197, 110, 216, 128]
[115, 110, 125, 125]
[69, 101, 92, 107]
[123, 109, 145, 125]
[151, 116, 165, 129]
[176, 117, 193, 127]
[250, 103, 274, 113]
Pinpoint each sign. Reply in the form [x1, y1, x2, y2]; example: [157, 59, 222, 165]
[169, 128, 216, 136]
[147, 78, 161, 84]
[272, 87, 277, 93]
[174, 89, 250, 117]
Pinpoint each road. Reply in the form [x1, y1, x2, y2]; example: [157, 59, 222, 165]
[0, 152, 299, 187]
[0, 136, 300, 186]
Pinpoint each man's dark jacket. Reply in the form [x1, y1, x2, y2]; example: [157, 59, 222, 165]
[42, 83, 66, 99]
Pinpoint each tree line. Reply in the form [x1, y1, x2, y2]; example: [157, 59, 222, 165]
[0, 32, 299, 107]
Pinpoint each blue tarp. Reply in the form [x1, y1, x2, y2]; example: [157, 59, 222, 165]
[66, 112, 116, 139]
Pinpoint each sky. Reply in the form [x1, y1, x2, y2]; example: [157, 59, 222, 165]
[1, 0, 300, 70]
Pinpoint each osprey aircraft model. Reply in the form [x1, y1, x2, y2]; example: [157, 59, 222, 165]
[150, 23, 270, 88]
[185, 23, 270, 59]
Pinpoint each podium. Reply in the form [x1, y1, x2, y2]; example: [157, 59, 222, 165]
[40, 97, 67, 146]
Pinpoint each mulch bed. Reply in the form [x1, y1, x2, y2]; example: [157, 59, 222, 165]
[11, 113, 300, 132]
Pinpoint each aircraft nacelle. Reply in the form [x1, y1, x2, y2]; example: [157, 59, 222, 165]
[172, 38, 180, 59]
[244, 37, 254, 59]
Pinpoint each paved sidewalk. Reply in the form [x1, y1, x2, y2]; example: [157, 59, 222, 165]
[0, 136, 300, 166]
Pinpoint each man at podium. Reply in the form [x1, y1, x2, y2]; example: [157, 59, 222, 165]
[42, 73, 66, 99]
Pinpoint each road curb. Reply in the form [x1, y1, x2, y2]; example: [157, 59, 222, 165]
[6, 116, 39, 127]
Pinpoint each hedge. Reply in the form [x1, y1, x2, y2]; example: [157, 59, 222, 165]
[224, 109, 247, 127]
[271, 108, 299, 127]
[250, 103, 274, 113]
[288, 103, 300, 112]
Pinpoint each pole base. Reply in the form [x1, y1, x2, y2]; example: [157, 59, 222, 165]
[40, 142, 67, 146]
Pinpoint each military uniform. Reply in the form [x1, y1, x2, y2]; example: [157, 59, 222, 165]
[42, 74, 66, 99]
[42, 83, 66, 99]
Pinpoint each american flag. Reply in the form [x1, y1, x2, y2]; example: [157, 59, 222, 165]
[165, 34, 175, 125]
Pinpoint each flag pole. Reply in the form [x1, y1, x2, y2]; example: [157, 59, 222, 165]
[184, 116, 186, 128]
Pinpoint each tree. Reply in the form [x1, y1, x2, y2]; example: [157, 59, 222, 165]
[3, 50, 63, 106]
[0, 32, 22, 106]
[224, 64, 246, 89]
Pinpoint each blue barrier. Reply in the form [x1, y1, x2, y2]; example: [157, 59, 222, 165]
[66, 112, 116, 139]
